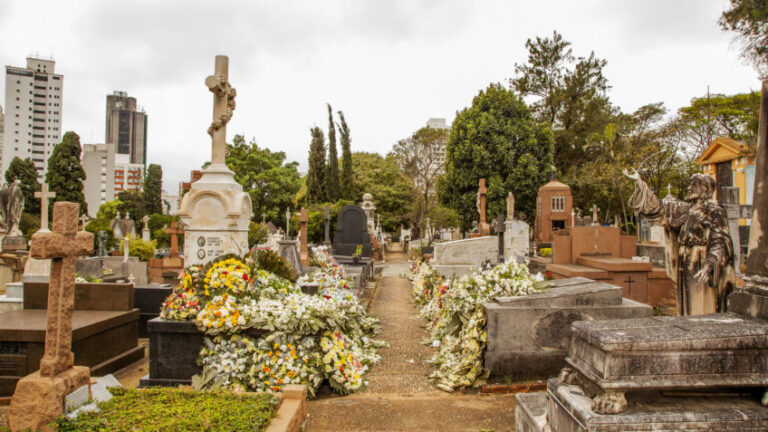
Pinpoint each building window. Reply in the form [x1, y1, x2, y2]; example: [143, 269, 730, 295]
[551, 196, 565, 212]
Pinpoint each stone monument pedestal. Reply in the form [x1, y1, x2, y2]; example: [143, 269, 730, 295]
[8, 365, 90, 431]
[178, 163, 251, 265]
[2, 236, 26, 252]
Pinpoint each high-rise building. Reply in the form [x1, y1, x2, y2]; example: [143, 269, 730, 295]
[81, 143, 115, 217]
[105, 91, 146, 167]
[2, 57, 63, 179]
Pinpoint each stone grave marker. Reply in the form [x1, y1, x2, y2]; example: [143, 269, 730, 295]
[142, 214, 150, 241]
[332, 205, 372, 257]
[323, 205, 331, 246]
[34, 182, 55, 233]
[178, 55, 252, 265]
[8, 202, 93, 431]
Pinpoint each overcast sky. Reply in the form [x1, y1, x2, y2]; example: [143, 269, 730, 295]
[0, 0, 760, 193]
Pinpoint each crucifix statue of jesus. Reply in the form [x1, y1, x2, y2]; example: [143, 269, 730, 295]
[205, 55, 237, 165]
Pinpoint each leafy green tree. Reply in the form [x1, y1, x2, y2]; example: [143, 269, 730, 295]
[5, 157, 40, 214]
[720, 0, 768, 77]
[85, 199, 122, 250]
[248, 221, 268, 246]
[325, 104, 341, 201]
[427, 204, 459, 232]
[391, 126, 449, 229]
[352, 152, 415, 232]
[143, 164, 163, 215]
[117, 190, 146, 228]
[440, 84, 554, 230]
[511, 31, 613, 173]
[226, 135, 302, 226]
[306, 127, 327, 203]
[338, 111, 355, 200]
[45, 131, 87, 214]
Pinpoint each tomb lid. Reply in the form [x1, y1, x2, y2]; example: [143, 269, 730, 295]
[572, 313, 768, 351]
[492, 278, 622, 307]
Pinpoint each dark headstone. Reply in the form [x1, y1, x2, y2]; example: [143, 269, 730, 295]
[134, 284, 173, 338]
[332, 205, 372, 257]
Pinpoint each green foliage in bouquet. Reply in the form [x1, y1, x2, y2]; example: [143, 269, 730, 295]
[251, 249, 297, 282]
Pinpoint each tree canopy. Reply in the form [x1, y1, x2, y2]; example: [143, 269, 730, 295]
[439, 83, 554, 230]
[144, 164, 163, 215]
[390, 126, 449, 231]
[338, 111, 355, 200]
[226, 134, 302, 226]
[720, 0, 768, 78]
[45, 131, 87, 214]
[351, 152, 415, 232]
[306, 127, 327, 203]
[325, 104, 341, 201]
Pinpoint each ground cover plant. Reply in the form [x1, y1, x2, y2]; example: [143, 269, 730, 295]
[56, 387, 278, 432]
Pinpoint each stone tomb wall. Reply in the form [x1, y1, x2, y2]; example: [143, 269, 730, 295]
[483, 277, 651, 382]
[0, 281, 144, 396]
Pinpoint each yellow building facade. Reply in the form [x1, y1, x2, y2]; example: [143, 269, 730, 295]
[696, 137, 756, 226]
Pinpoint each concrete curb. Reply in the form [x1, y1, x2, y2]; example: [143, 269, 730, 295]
[266, 384, 307, 432]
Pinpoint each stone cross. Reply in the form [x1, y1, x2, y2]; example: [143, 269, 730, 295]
[205, 55, 237, 165]
[323, 206, 330, 245]
[262, 212, 266, 223]
[29, 202, 93, 376]
[666, 183, 673, 198]
[164, 221, 183, 258]
[79, 214, 88, 230]
[477, 178, 490, 236]
[591, 204, 600, 226]
[34, 182, 55, 232]
[299, 208, 309, 266]
[141, 215, 150, 241]
[507, 192, 515, 221]
[571, 209, 576, 227]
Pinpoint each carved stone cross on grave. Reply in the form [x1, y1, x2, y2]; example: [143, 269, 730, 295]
[30, 202, 94, 376]
[324, 206, 331, 245]
[205, 55, 237, 165]
[164, 221, 183, 258]
[285, 208, 291, 240]
[591, 204, 600, 226]
[497, 213, 506, 264]
[507, 192, 515, 221]
[79, 214, 88, 230]
[34, 182, 55, 232]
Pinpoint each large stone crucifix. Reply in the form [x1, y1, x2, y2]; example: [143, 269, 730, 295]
[32, 202, 94, 376]
[205, 55, 237, 165]
[34, 182, 55, 232]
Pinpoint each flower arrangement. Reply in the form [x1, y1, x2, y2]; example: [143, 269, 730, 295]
[162, 250, 383, 398]
[410, 260, 540, 391]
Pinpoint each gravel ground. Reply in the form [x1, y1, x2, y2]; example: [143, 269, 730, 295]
[307, 245, 517, 431]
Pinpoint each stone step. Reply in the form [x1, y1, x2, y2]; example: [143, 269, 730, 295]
[544, 378, 768, 431]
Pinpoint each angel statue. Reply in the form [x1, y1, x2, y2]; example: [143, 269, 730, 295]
[0, 179, 24, 236]
[624, 168, 734, 315]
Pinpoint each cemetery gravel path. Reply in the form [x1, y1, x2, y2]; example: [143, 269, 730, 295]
[306, 244, 517, 431]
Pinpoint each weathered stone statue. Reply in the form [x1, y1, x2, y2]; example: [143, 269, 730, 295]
[0, 179, 24, 236]
[624, 168, 734, 315]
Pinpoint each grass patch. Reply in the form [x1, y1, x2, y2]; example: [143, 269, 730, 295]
[56, 387, 279, 432]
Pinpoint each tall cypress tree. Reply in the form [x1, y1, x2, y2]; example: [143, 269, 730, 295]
[325, 104, 340, 201]
[338, 111, 354, 200]
[306, 126, 327, 203]
[5, 157, 40, 214]
[45, 131, 87, 214]
[143, 164, 163, 214]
